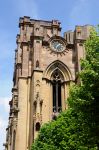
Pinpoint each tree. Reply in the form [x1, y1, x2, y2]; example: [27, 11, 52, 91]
[31, 28, 99, 150]
[68, 27, 99, 148]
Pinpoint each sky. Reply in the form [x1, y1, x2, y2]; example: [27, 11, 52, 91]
[0, 0, 99, 149]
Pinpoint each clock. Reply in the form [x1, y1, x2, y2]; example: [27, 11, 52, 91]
[50, 39, 65, 52]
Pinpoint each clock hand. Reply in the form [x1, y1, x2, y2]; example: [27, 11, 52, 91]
[56, 44, 60, 49]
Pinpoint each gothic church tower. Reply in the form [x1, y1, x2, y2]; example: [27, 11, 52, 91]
[4, 16, 91, 150]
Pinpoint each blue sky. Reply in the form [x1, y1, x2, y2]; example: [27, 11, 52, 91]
[0, 0, 99, 149]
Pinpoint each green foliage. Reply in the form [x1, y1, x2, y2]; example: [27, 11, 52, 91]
[31, 28, 99, 150]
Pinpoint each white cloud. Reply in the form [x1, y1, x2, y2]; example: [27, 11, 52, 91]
[0, 97, 10, 112]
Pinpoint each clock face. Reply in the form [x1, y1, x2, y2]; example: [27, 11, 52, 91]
[51, 40, 65, 52]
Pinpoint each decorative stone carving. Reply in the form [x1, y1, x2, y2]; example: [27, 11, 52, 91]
[33, 92, 43, 123]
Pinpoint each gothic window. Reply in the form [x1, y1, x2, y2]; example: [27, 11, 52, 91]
[52, 69, 63, 113]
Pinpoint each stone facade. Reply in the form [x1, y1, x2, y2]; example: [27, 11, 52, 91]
[4, 16, 92, 150]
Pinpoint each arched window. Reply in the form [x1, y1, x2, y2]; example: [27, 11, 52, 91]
[43, 60, 73, 114]
[52, 69, 63, 112]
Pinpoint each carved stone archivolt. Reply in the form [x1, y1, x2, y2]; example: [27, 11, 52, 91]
[43, 60, 73, 82]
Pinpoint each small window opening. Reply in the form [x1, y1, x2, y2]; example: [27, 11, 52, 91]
[35, 122, 41, 131]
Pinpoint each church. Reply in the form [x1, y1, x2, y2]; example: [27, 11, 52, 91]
[4, 16, 91, 150]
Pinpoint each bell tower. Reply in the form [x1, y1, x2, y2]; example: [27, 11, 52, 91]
[4, 17, 92, 150]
